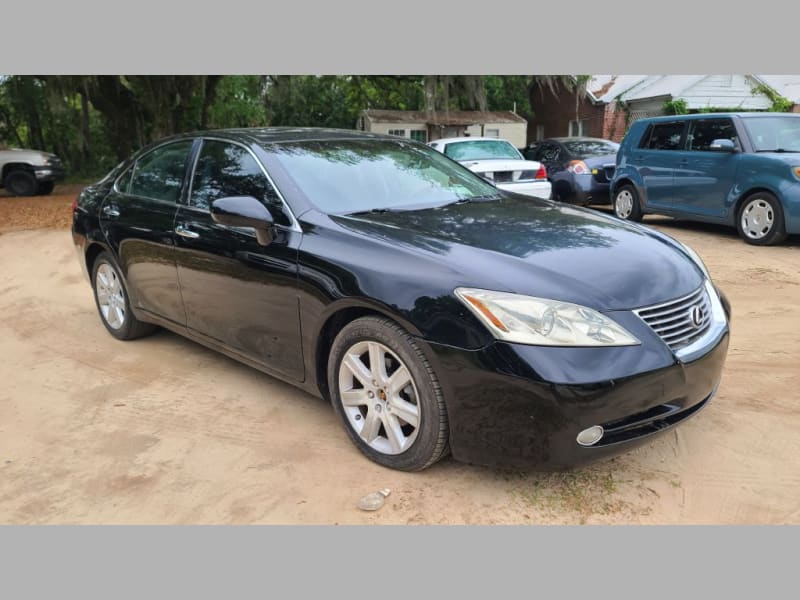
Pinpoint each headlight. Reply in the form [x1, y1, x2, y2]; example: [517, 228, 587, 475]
[455, 288, 640, 347]
[676, 241, 710, 280]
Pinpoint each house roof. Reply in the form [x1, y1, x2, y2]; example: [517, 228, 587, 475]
[363, 109, 527, 126]
[586, 75, 650, 103]
[586, 74, 800, 109]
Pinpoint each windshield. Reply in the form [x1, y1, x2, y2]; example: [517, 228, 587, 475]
[562, 139, 619, 158]
[742, 116, 800, 152]
[443, 139, 522, 161]
[268, 139, 501, 215]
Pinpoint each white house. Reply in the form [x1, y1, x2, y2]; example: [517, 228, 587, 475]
[357, 109, 529, 148]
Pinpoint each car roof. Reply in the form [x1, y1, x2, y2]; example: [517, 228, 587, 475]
[636, 112, 800, 123]
[542, 137, 619, 143]
[139, 127, 400, 151]
[434, 136, 515, 144]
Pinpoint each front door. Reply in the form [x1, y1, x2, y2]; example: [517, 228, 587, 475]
[99, 139, 195, 325]
[173, 139, 305, 381]
[671, 117, 740, 219]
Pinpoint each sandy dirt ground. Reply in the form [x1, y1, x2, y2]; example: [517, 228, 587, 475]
[1, 188, 799, 524]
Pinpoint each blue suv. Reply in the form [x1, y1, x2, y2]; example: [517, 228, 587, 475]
[610, 113, 800, 245]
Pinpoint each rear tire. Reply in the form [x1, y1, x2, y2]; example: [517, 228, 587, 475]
[4, 170, 38, 196]
[91, 251, 156, 340]
[736, 192, 787, 246]
[327, 316, 450, 471]
[613, 184, 643, 222]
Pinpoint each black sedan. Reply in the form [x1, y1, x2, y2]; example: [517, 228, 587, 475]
[523, 137, 619, 205]
[72, 128, 730, 471]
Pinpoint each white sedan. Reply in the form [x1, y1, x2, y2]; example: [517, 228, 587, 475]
[429, 137, 552, 199]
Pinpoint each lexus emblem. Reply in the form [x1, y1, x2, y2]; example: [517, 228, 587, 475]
[690, 305, 703, 328]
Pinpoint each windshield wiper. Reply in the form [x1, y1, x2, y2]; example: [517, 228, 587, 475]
[755, 148, 800, 153]
[345, 207, 403, 216]
[436, 194, 503, 208]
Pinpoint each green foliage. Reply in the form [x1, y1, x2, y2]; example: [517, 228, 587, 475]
[0, 75, 582, 178]
[663, 98, 689, 115]
[752, 83, 793, 112]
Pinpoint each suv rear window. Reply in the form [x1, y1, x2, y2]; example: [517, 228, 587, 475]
[641, 122, 685, 150]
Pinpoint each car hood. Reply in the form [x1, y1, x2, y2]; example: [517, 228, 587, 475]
[332, 196, 703, 311]
[458, 158, 540, 173]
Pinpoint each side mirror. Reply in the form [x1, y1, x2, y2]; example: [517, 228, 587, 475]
[709, 139, 736, 153]
[211, 196, 274, 246]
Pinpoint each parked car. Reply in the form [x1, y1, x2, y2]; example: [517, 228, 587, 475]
[0, 147, 66, 196]
[429, 136, 552, 199]
[73, 128, 730, 471]
[611, 112, 800, 245]
[522, 137, 619, 205]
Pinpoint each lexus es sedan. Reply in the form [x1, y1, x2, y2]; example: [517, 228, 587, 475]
[72, 128, 731, 471]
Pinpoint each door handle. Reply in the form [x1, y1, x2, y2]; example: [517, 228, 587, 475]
[102, 205, 120, 218]
[175, 224, 200, 239]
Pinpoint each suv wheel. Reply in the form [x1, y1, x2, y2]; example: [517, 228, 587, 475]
[37, 181, 55, 195]
[737, 192, 787, 246]
[613, 185, 643, 222]
[327, 316, 450, 471]
[4, 170, 38, 196]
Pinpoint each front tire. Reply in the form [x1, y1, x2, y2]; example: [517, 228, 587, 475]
[37, 181, 55, 195]
[613, 184, 643, 222]
[736, 192, 787, 246]
[4, 170, 38, 196]
[91, 252, 156, 340]
[327, 316, 449, 471]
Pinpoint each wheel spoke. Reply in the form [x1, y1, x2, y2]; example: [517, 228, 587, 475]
[96, 289, 110, 305]
[383, 414, 406, 453]
[368, 342, 387, 384]
[97, 269, 110, 288]
[389, 397, 419, 427]
[360, 407, 381, 443]
[343, 353, 372, 387]
[341, 389, 369, 407]
[386, 364, 411, 396]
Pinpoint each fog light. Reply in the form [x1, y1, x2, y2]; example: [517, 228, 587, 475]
[576, 425, 604, 447]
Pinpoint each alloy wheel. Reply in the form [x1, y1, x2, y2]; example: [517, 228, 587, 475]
[337, 340, 421, 455]
[615, 189, 634, 219]
[95, 262, 126, 330]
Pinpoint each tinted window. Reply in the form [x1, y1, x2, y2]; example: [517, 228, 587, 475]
[686, 119, 737, 151]
[536, 143, 562, 162]
[562, 139, 619, 158]
[443, 140, 522, 160]
[130, 141, 193, 202]
[269, 139, 500, 215]
[190, 140, 290, 227]
[642, 122, 685, 150]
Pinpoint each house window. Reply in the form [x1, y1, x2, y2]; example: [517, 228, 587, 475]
[410, 130, 427, 142]
[485, 128, 500, 138]
[388, 129, 406, 137]
[568, 119, 589, 137]
[536, 125, 544, 141]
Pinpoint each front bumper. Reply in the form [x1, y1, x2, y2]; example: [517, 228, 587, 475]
[425, 322, 729, 470]
[33, 166, 66, 182]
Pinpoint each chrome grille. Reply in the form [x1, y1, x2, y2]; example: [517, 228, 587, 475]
[635, 286, 712, 351]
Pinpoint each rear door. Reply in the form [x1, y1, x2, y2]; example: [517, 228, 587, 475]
[671, 117, 740, 219]
[173, 138, 304, 381]
[99, 139, 195, 325]
[629, 120, 687, 211]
